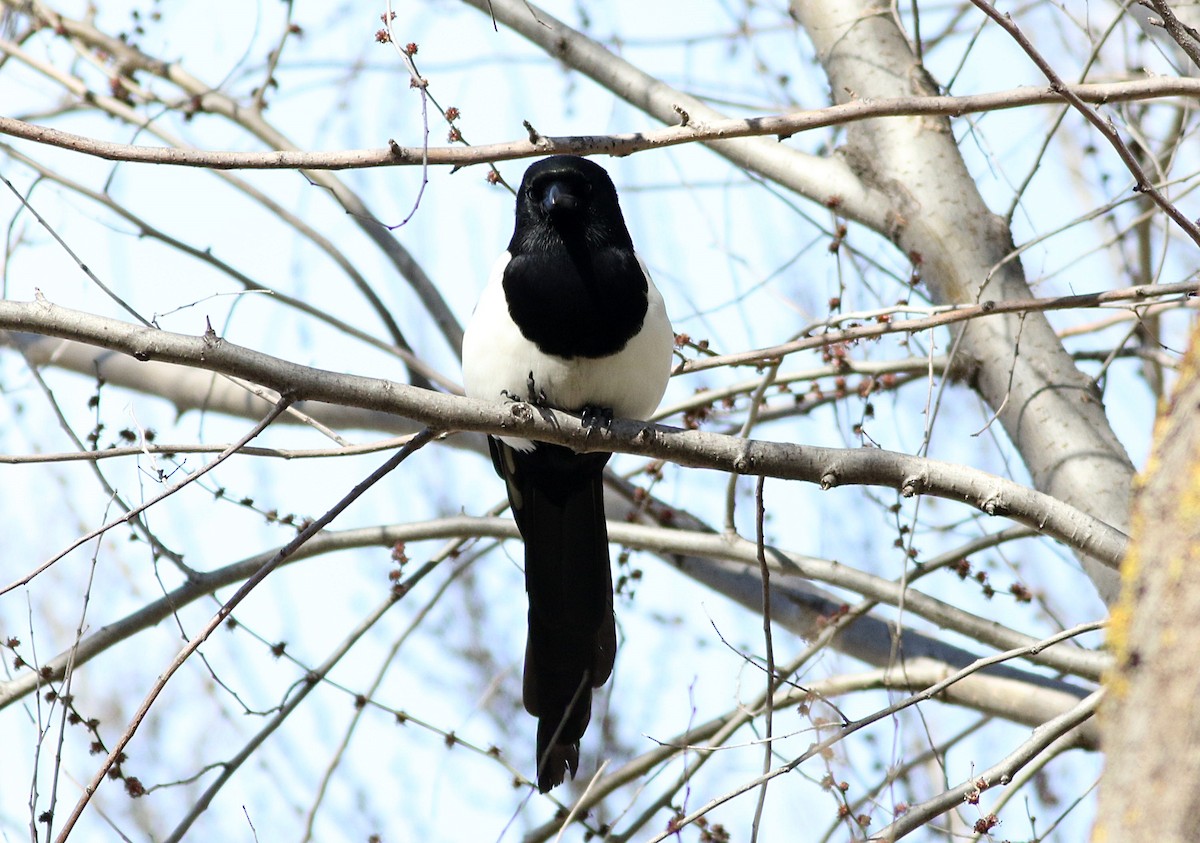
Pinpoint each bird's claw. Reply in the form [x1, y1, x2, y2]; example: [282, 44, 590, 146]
[581, 404, 614, 435]
[526, 371, 549, 407]
[500, 373, 548, 407]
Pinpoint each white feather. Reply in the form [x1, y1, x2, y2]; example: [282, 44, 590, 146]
[462, 251, 673, 452]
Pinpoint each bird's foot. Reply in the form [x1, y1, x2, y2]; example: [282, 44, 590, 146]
[526, 371, 549, 407]
[500, 373, 549, 407]
[581, 404, 614, 435]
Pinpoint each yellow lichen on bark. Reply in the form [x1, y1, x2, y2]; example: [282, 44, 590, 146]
[1094, 318, 1200, 842]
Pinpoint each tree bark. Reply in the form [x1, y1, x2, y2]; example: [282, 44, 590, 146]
[1094, 319, 1200, 841]
[790, 0, 1133, 602]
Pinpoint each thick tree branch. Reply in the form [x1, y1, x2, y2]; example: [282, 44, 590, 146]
[532, 657, 1098, 842]
[0, 297, 1129, 569]
[10, 278, 1193, 431]
[6, 282, 1191, 446]
[792, 0, 1136, 604]
[1095, 320, 1200, 838]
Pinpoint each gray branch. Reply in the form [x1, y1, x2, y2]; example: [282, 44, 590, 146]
[0, 297, 1129, 567]
[791, 0, 1134, 602]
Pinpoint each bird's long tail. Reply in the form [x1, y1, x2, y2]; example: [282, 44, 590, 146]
[493, 440, 616, 792]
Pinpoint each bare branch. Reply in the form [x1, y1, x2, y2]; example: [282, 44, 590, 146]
[679, 280, 1199, 375]
[0, 297, 1129, 567]
[0, 516, 1105, 714]
[970, 0, 1200, 248]
[0, 436, 418, 465]
[51, 429, 437, 843]
[869, 690, 1104, 840]
[0, 77, 1195, 170]
[1142, 0, 1200, 70]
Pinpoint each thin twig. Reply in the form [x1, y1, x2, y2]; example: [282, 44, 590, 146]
[0, 170, 150, 326]
[52, 428, 436, 842]
[298, 540, 481, 841]
[644, 626, 1104, 842]
[750, 475, 775, 843]
[383, 1, 430, 228]
[0, 396, 295, 596]
[1142, 0, 1200, 70]
[680, 279, 1200, 374]
[969, 0, 1200, 248]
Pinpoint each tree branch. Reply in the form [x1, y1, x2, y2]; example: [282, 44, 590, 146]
[0, 3, 464, 357]
[869, 690, 1103, 840]
[792, 0, 1136, 604]
[0, 296, 1129, 567]
[1142, 0, 1200, 72]
[679, 281, 1199, 375]
[970, 0, 1200, 248]
[0, 516, 1106, 714]
[0, 77, 1196, 170]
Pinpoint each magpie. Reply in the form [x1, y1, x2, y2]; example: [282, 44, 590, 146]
[461, 156, 673, 792]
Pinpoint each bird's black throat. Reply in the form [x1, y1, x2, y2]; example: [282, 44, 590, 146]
[504, 223, 648, 359]
[503, 158, 650, 360]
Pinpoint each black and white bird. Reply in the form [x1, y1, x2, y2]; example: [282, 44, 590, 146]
[462, 156, 673, 792]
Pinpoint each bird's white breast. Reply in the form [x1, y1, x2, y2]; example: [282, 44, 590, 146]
[462, 252, 673, 451]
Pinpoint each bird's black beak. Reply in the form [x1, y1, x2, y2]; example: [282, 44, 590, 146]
[541, 180, 580, 216]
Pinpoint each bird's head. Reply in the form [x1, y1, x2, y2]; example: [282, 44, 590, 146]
[512, 156, 631, 248]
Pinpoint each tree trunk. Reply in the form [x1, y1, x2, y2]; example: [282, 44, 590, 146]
[1094, 319, 1200, 840]
[790, 0, 1133, 602]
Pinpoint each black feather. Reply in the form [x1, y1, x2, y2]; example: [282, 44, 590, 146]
[490, 438, 617, 792]
[503, 157, 648, 358]
[464, 155, 670, 791]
